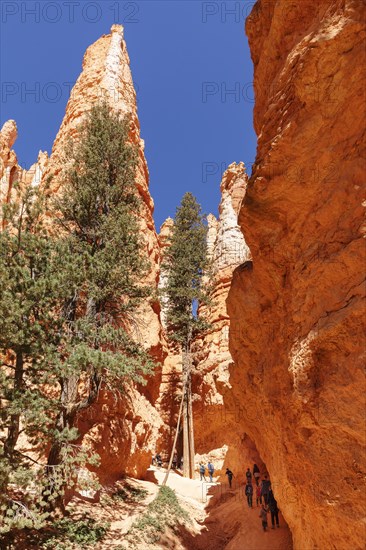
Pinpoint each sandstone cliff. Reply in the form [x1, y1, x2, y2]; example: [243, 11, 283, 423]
[191, 163, 261, 472]
[227, 1, 366, 549]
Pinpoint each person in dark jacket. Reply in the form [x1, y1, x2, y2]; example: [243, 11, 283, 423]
[225, 468, 234, 488]
[260, 475, 271, 505]
[245, 468, 252, 483]
[245, 481, 253, 507]
[268, 490, 280, 528]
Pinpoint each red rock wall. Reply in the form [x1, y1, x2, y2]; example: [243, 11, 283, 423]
[192, 163, 255, 474]
[227, 1, 366, 548]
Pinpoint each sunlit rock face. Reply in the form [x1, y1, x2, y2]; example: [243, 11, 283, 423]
[192, 163, 253, 470]
[0, 120, 49, 227]
[227, 1, 366, 549]
[0, 120, 20, 218]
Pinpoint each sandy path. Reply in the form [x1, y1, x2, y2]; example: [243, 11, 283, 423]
[149, 467, 293, 550]
[67, 467, 293, 549]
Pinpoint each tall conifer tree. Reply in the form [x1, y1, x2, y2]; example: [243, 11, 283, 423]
[0, 102, 154, 529]
[46, 102, 153, 491]
[162, 192, 210, 479]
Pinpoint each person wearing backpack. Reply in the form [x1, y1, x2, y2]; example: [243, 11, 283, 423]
[268, 489, 280, 528]
[260, 475, 271, 505]
[207, 461, 215, 483]
[199, 462, 206, 482]
[245, 481, 253, 508]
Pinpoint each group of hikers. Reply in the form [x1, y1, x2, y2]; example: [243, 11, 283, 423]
[243, 465, 280, 531]
[152, 451, 182, 470]
[199, 461, 215, 482]
[152, 454, 280, 532]
[201, 462, 280, 532]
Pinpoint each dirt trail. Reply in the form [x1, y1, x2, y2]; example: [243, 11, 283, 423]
[67, 467, 293, 549]
[154, 468, 293, 550]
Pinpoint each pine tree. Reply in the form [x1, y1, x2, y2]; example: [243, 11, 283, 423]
[162, 192, 210, 479]
[163, 192, 210, 346]
[0, 103, 154, 530]
[46, 102, 153, 497]
[0, 184, 66, 530]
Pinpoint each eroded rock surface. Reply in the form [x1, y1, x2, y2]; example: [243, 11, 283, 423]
[192, 163, 253, 470]
[227, 1, 366, 548]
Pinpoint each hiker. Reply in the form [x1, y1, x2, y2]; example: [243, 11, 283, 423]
[260, 475, 271, 505]
[156, 453, 162, 468]
[199, 462, 206, 482]
[259, 504, 268, 532]
[225, 468, 234, 488]
[245, 481, 253, 508]
[246, 467, 252, 483]
[256, 483, 262, 507]
[172, 451, 178, 469]
[253, 463, 260, 485]
[207, 461, 215, 483]
[268, 490, 280, 528]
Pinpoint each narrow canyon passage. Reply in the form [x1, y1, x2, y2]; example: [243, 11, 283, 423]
[1, 0, 364, 547]
[151, 465, 294, 550]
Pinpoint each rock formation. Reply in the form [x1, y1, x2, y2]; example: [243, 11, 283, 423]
[0, 120, 20, 223]
[227, 1, 366, 548]
[44, 24, 161, 355]
[46, 25, 166, 480]
[192, 163, 256, 472]
[0, 120, 49, 227]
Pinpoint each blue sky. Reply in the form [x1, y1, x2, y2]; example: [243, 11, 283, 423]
[0, 1, 257, 229]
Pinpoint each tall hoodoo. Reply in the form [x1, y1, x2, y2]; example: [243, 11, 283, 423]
[42, 25, 164, 480]
[228, 1, 366, 548]
[44, 24, 161, 354]
[192, 163, 252, 467]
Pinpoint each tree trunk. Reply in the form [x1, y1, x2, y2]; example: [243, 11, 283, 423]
[182, 347, 195, 479]
[4, 350, 23, 458]
[187, 365, 195, 479]
[182, 351, 191, 477]
[162, 372, 186, 486]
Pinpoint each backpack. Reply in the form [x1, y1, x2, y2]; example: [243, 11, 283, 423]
[246, 484, 253, 495]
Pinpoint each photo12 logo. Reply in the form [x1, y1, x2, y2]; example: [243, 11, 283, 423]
[1, 1, 140, 24]
[201, 161, 254, 183]
[202, 81, 255, 104]
[1, 81, 140, 105]
[201, 2, 255, 23]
